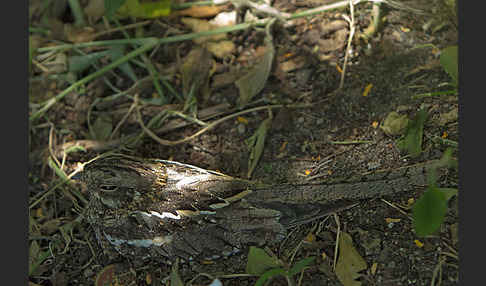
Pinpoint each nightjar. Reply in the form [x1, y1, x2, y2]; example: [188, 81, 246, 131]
[79, 154, 433, 262]
[80, 154, 287, 262]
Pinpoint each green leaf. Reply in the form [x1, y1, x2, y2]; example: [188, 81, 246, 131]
[69, 51, 110, 74]
[397, 108, 427, 158]
[437, 188, 458, 202]
[254, 268, 287, 286]
[108, 46, 138, 82]
[64, 145, 87, 155]
[246, 246, 281, 275]
[245, 114, 273, 178]
[440, 46, 458, 87]
[48, 157, 68, 180]
[29, 241, 50, 276]
[437, 147, 458, 169]
[104, 0, 127, 19]
[288, 257, 315, 277]
[412, 186, 448, 237]
[181, 47, 212, 98]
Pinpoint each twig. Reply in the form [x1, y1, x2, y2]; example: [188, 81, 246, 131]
[109, 100, 137, 140]
[430, 255, 445, 286]
[31, 59, 49, 73]
[329, 140, 374, 145]
[360, 2, 381, 40]
[332, 213, 341, 271]
[381, 198, 409, 217]
[92, 20, 152, 39]
[289, 239, 304, 266]
[48, 123, 61, 168]
[339, 0, 356, 89]
[135, 94, 312, 146]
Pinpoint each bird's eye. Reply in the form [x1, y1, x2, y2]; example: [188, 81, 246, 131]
[99, 185, 118, 192]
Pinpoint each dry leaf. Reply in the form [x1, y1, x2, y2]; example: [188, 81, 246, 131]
[95, 264, 116, 286]
[414, 239, 424, 248]
[65, 25, 97, 43]
[180, 17, 226, 44]
[40, 218, 62, 235]
[380, 111, 409, 136]
[362, 83, 373, 97]
[370, 262, 378, 275]
[438, 108, 458, 125]
[335, 232, 367, 286]
[279, 56, 306, 72]
[237, 116, 248, 124]
[180, 47, 213, 100]
[44, 53, 68, 74]
[305, 233, 316, 242]
[405, 59, 440, 77]
[211, 68, 241, 88]
[236, 43, 274, 106]
[206, 40, 235, 59]
[173, 5, 227, 18]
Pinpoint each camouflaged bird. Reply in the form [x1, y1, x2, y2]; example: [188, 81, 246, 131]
[80, 154, 436, 262]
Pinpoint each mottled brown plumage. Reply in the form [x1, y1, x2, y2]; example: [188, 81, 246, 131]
[80, 154, 435, 262]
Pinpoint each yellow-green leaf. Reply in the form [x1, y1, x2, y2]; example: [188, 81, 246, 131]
[335, 232, 367, 286]
[397, 108, 427, 158]
[116, 0, 171, 19]
[380, 111, 409, 136]
[440, 46, 458, 87]
[246, 114, 273, 178]
[246, 246, 281, 275]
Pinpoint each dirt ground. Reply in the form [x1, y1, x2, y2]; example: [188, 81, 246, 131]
[28, 0, 458, 285]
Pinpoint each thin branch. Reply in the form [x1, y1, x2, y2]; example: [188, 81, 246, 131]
[339, 0, 356, 89]
[135, 92, 313, 146]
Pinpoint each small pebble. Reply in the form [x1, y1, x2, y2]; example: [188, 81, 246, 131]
[297, 117, 305, 124]
[237, 123, 246, 134]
